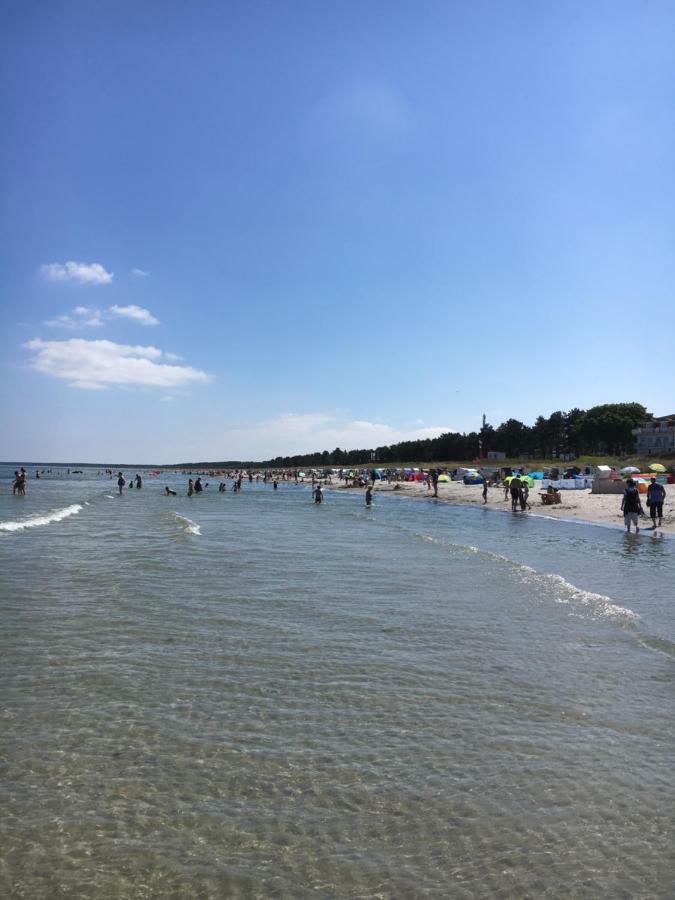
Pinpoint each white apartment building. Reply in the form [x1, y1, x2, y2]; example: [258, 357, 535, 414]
[632, 414, 675, 454]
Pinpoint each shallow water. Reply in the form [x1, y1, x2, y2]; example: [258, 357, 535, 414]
[1, 468, 674, 898]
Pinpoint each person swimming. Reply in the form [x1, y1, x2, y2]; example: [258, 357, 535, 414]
[165, 486, 177, 496]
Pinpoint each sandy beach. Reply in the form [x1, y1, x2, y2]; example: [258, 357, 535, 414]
[330, 478, 675, 535]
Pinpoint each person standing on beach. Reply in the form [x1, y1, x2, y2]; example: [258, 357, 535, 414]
[646, 477, 666, 529]
[482, 478, 488, 504]
[621, 479, 644, 533]
[509, 475, 522, 511]
[520, 481, 531, 510]
[365, 483, 373, 506]
[431, 469, 439, 497]
[117, 472, 126, 495]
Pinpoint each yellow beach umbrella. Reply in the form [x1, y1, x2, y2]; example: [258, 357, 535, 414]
[648, 463, 666, 472]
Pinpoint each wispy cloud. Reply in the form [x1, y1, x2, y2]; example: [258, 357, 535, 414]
[222, 413, 452, 458]
[132, 268, 150, 277]
[44, 304, 159, 329]
[24, 338, 211, 390]
[40, 261, 114, 285]
[108, 304, 159, 326]
[44, 306, 105, 329]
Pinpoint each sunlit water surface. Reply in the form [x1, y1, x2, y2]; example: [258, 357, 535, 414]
[1, 467, 674, 898]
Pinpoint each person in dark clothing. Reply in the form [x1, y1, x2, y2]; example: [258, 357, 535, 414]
[646, 477, 666, 529]
[621, 479, 644, 533]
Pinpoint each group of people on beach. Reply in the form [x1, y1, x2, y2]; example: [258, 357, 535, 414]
[621, 477, 666, 533]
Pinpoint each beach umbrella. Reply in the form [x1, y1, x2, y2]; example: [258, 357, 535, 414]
[648, 463, 666, 472]
[620, 466, 640, 474]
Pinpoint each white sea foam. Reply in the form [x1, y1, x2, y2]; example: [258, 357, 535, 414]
[415, 532, 639, 624]
[173, 512, 201, 535]
[0, 503, 83, 533]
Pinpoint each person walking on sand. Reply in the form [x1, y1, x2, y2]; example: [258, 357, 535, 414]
[646, 477, 666, 529]
[509, 474, 522, 512]
[117, 472, 126, 495]
[432, 469, 439, 498]
[482, 478, 488, 504]
[621, 479, 644, 533]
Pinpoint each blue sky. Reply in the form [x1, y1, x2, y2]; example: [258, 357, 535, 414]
[2, 1, 674, 463]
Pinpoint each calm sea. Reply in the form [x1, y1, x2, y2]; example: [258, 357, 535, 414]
[1, 466, 674, 898]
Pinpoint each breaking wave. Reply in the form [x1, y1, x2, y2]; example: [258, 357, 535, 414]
[0, 503, 83, 533]
[415, 533, 639, 624]
[173, 512, 201, 536]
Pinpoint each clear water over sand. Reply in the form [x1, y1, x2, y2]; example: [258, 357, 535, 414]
[1, 469, 674, 897]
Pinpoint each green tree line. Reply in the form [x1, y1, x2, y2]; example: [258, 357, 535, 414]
[184, 403, 649, 468]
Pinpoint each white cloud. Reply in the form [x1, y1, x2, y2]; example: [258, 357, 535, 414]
[132, 268, 150, 277]
[221, 413, 452, 459]
[44, 306, 105, 329]
[108, 304, 159, 326]
[44, 304, 159, 329]
[165, 352, 182, 362]
[40, 261, 114, 285]
[24, 338, 211, 390]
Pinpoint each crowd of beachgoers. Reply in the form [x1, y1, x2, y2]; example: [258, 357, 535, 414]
[8, 462, 673, 535]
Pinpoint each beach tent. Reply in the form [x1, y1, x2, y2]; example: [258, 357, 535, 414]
[529, 472, 544, 480]
[437, 474, 450, 482]
[463, 473, 484, 485]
